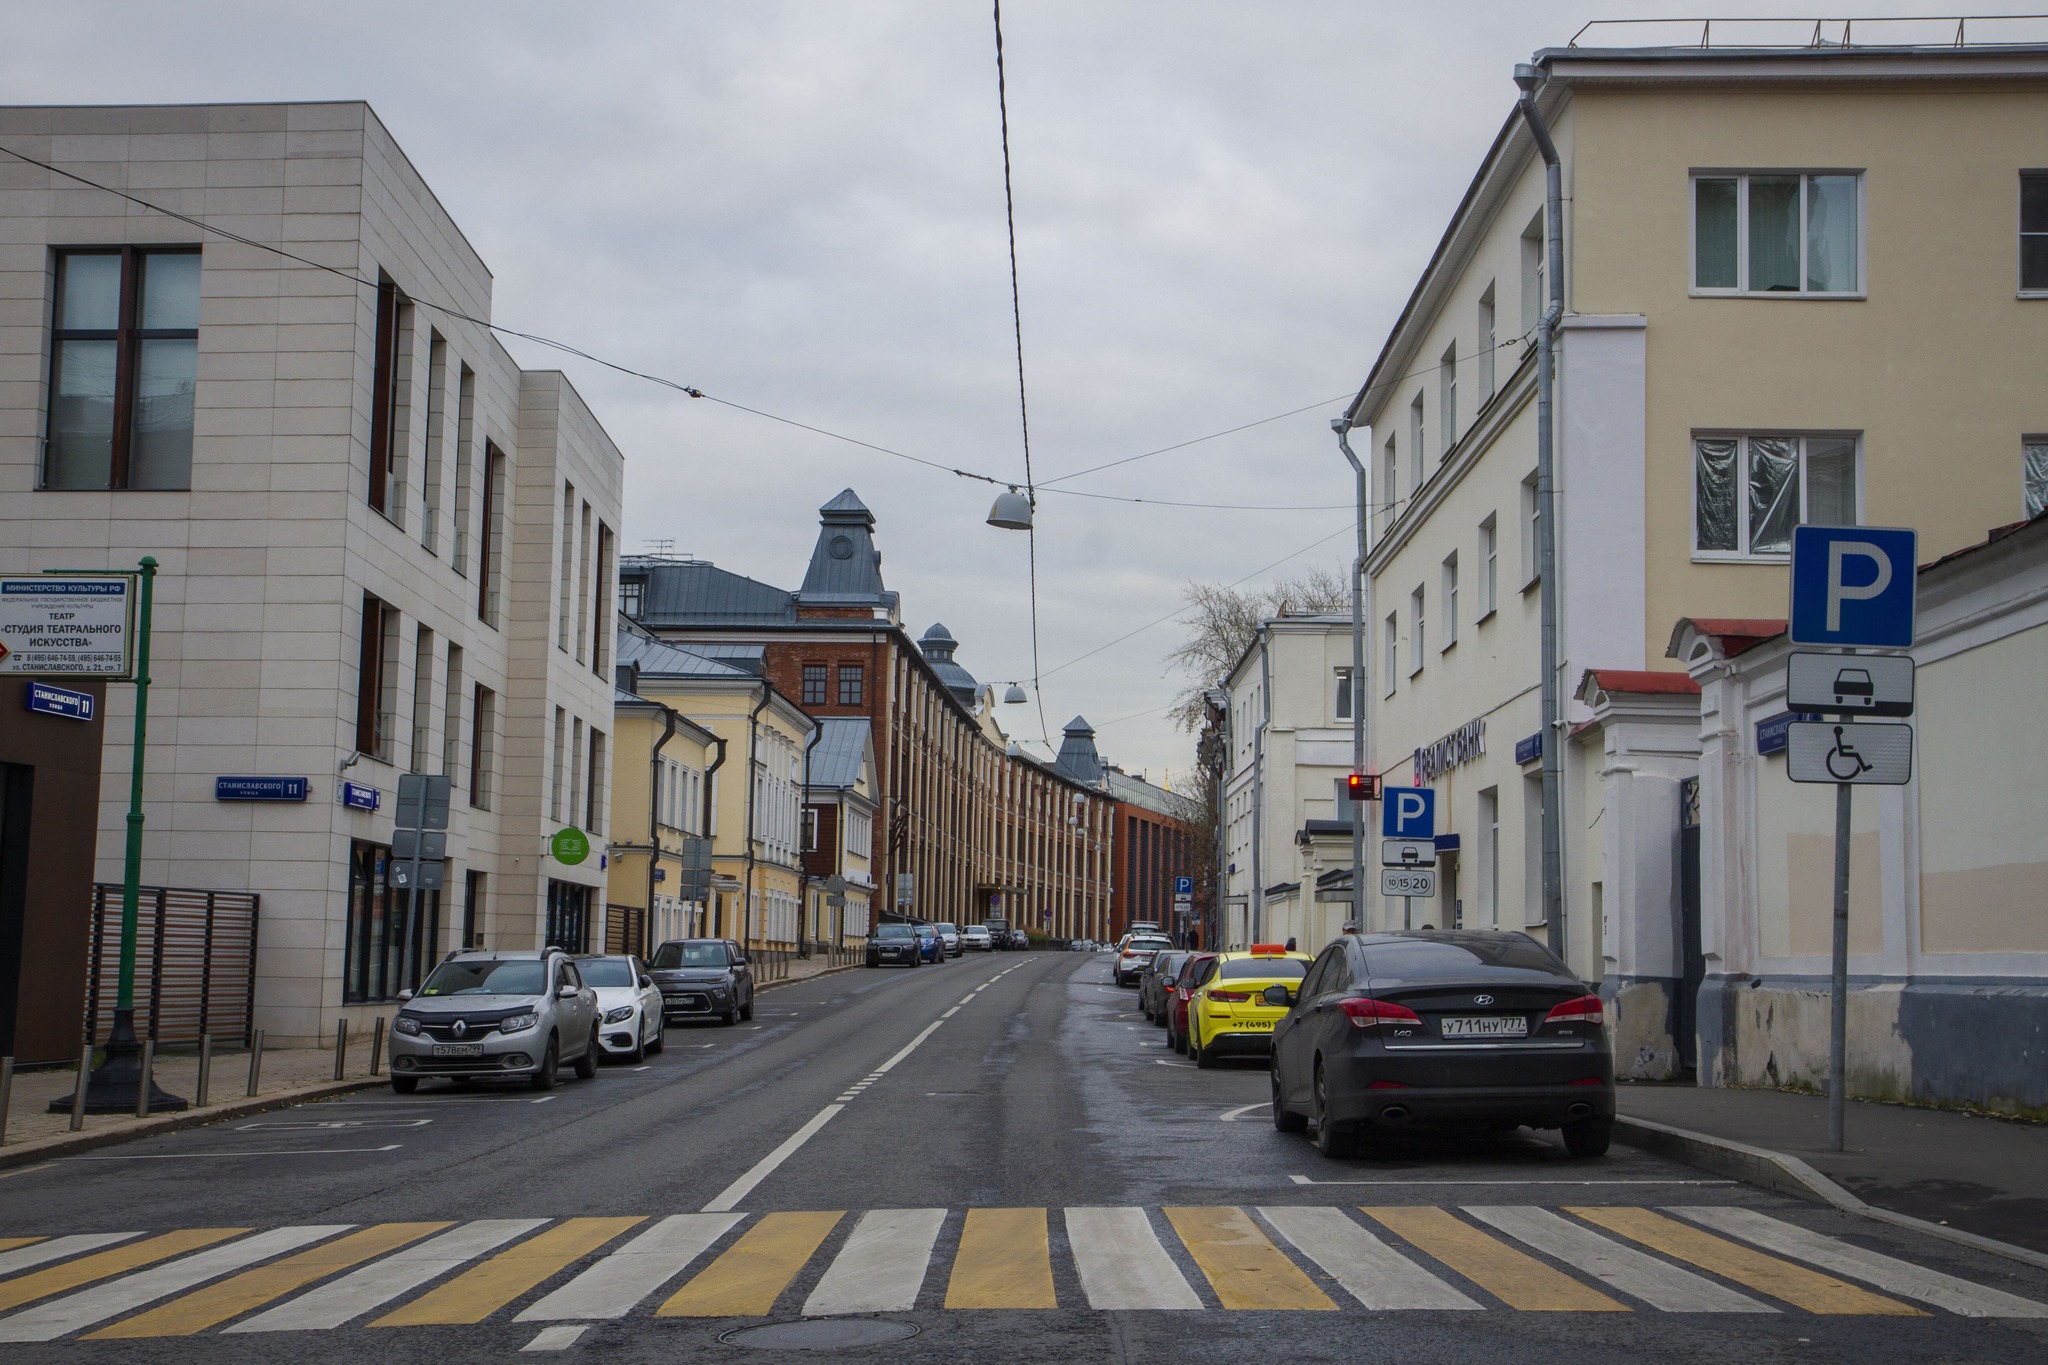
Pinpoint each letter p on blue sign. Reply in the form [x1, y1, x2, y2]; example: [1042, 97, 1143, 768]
[1381, 786, 1435, 839]
[1789, 525, 1917, 649]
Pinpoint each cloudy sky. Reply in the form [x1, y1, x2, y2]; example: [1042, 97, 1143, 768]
[5, 1, 2015, 777]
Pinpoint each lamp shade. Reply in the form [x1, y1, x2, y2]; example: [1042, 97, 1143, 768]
[986, 488, 1034, 530]
[1003, 683, 1028, 704]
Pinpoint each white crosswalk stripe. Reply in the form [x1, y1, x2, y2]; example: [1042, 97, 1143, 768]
[0, 1234, 144, 1279]
[224, 1219, 547, 1333]
[1673, 1207, 2048, 1319]
[803, 1208, 946, 1316]
[517, 1214, 741, 1322]
[0, 1226, 347, 1343]
[1258, 1205, 1481, 1311]
[1466, 1206, 1773, 1313]
[1064, 1207, 1203, 1310]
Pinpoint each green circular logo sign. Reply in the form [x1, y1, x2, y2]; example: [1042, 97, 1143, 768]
[550, 827, 590, 865]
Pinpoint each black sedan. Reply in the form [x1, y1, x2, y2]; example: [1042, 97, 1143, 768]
[647, 938, 755, 1026]
[867, 922, 923, 968]
[1269, 930, 1614, 1159]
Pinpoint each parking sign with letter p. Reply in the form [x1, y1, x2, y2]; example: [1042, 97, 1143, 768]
[1380, 786, 1435, 839]
[1789, 525, 1917, 649]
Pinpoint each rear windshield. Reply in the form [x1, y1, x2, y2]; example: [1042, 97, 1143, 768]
[650, 941, 731, 969]
[1364, 935, 1567, 982]
[1125, 937, 1171, 952]
[418, 958, 545, 997]
[1158, 953, 1189, 977]
[1219, 957, 1308, 980]
[578, 959, 638, 987]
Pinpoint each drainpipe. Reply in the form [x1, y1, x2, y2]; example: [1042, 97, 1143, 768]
[702, 732, 728, 938]
[1334, 419, 1371, 936]
[646, 701, 678, 957]
[1251, 626, 1271, 947]
[742, 685, 771, 949]
[1515, 61, 1568, 962]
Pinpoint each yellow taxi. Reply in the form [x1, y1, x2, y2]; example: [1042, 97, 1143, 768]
[1186, 944, 1313, 1069]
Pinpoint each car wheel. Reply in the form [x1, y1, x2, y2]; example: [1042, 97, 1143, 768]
[574, 1026, 600, 1080]
[390, 1074, 418, 1094]
[721, 1004, 739, 1025]
[530, 1036, 559, 1091]
[1272, 1066, 1307, 1133]
[625, 1024, 645, 1065]
[1192, 1024, 1216, 1069]
[646, 1016, 665, 1056]
[1563, 1118, 1612, 1159]
[1313, 1061, 1355, 1158]
[739, 996, 753, 1023]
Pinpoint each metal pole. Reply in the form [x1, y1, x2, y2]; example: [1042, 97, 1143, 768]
[135, 1040, 154, 1119]
[1828, 780, 1852, 1152]
[333, 1019, 348, 1081]
[246, 1028, 265, 1097]
[369, 1017, 386, 1077]
[196, 1035, 212, 1108]
[70, 1045, 89, 1130]
[1335, 422, 1372, 937]
[0, 1057, 12, 1145]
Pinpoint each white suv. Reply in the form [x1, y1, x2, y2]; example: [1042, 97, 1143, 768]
[961, 925, 994, 951]
[1114, 935, 1173, 987]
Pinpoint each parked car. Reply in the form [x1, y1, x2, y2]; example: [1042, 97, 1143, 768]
[1183, 945, 1313, 1068]
[1070, 938, 1095, 952]
[1140, 951, 1190, 1023]
[1127, 921, 1162, 935]
[932, 922, 963, 957]
[575, 953, 665, 1062]
[868, 922, 922, 968]
[1010, 930, 1031, 950]
[390, 949, 600, 1092]
[1269, 930, 1615, 1159]
[1165, 952, 1220, 1054]
[1113, 934, 1174, 987]
[916, 924, 947, 963]
[961, 925, 994, 952]
[647, 938, 756, 1026]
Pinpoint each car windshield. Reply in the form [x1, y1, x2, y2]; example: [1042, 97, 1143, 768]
[876, 925, 914, 940]
[578, 958, 638, 987]
[650, 941, 730, 969]
[1125, 938, 1171, 953]
[417, 958, 546, 997]
[1219, 957, 1308, 980]
[936, 923, 959, 933]
[1364, 934, 1568, 982]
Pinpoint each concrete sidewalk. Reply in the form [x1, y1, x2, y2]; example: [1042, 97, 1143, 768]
[1618, 1083, 2048, 1256]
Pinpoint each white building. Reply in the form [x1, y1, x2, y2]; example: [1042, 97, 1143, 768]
[0, 102, 624, 1044]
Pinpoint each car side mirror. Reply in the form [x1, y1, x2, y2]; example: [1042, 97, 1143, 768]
[1262, 984, 1295, 1006]
[639, 976, 654, 989]
[396, 989, 413, 1002]
[556, 984, 579, 999]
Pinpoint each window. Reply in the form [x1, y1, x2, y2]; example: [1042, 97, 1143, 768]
[1334, 667, 1353, 721]
[368, 274, 414, 518]
[619, 578, 643, 619]
[1379, 434, 1398, 534]
[452, 364, 476, 574]
[556, 483, 577, 651]
[409, 626, 435, 772]
[354, 594, 393, 760]
[44, 247, 199, 490]
[575, 501, 593, 663]
[802, 808, 819, 853]
[440, 645, 464, 783]
[1520, 473, 1540, 586]
[1692, 172, 1861, 295]
[478, 444, 505, 624]
[1440, 342, 1457, 458]
[1478, 515, 1498, 618]
[1383, 614, 1398, 697]
[838, 664, 865, 707]
[1408, 394, 1425, 492]
[802, 664, 828, 707]
[1478, 787, 1500, 928]
[1441, 553, 1459, 650]
[2027, 438, 2048, 519]
[1477, 284, 1497, 404]
[470, 684, 496, 810]
[550, 707, 566, 822]
[586, 729, 606, 834]
[1409, 586, 1425, 676]
[420, 331, 447, 553]
[1521, 210, 1545, 330]
[1694, 434, 1859, 556]
[2025, 173, 2048, 293]
[591, 523, 613, 675]
[570, 718, 584, 827]
[345, 840, 439, 1002]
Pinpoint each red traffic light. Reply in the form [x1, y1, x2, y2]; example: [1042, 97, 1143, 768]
[1346, 772, 1381, 801]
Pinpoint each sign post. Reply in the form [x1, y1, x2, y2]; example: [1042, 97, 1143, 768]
[1787, 525, 1917, 1153]
[393, 775, 452, 987]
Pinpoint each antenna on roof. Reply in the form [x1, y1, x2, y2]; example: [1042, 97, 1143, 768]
[645, 538, 676, 557]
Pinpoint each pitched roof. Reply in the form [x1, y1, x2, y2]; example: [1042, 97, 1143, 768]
[1582, 668, 1701, 696]
[799, 487, 890, 604]
[615, 628, 756, 679]
[628, 560, 797, 627]
[808, 717, 872, 791]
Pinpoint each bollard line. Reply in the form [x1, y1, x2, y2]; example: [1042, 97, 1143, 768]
[135, 1039, 156, 1119]
[246, 1029, 265, 1097]
[195, 1035, 212, 1108]
[369, 1017, 385, 1077]
[69, 1044, 90, 1132]
[0, 1056, 12, 1146]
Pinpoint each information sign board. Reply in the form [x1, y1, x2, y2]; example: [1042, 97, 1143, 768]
[25, 680, 94, 721]
[1382, 839, 1435, 867]
[1380, 787, 1436, 839]
[0, 574, 135, 677]
[1381, 867, 1437, 898]
[1789, 526, 1918, 649]
[215, 776, 309, 802]
[1787, 651, 1915, 717]
[1786, 721, 1914, 786]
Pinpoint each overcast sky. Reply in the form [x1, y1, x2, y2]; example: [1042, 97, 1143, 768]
[5, 1, 2016, 778]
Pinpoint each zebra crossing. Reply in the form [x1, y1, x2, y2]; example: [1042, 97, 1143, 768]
[0, 1203, 2038, 1341]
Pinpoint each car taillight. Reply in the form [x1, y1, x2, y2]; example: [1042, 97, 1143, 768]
[1543, 994, 1604, 1025]
[1339, 997, 1424, 1029]
[1207, 990, 1251, 1003]
[1367, 1079, 1411, 1089]
[1567, 1076, 1605, 1087]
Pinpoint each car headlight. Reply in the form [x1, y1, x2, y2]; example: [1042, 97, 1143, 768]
[499, 1011, 539, 1034]
[709, 987, 729, 1001]
[603, 1005, 636, 1025]
[393, 1015, 422, 1036]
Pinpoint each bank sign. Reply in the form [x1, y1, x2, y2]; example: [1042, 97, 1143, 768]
[0, 574, 136, 677]
[1414, 717, 1485, 784]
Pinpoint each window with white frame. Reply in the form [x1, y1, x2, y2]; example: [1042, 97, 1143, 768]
[1440, 342, 1457, 458]
[1382, 613, 1398, 697]
[1694, 434, 1859, 557]
[1441, 552, 1459, 650]
[1478, 515, 1498, 618]
[2024, 173, 2048, 293]
[1520, 473, 1540, 585]
[1409, 585, 1425, 675]
[1408, 394, 1425, 492]
[1521, 210, 1545, 330]
[2025, 438, 2048, 519]
[1692, 172, 1862, 295]
[1477, 284, 1496, 404]
[1380, 435, 1398, 532]
[1478, 786, 1499, 927]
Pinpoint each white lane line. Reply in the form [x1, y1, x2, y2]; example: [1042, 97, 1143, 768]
[1065, 1208, 1202, 1310]
[517, 1213, 741, 1321]
[1154, 1059, 1195, 1069]
[227, 1219, 547, 1333]
[1467, 1206, 1771, 1313]
[872, 1019, 947, 1075]
[1673, 1206, 2048, 1318]
[941, 1008, 960, 1019]
[66, 1145, 404, 1160]
[522, 1324, 589, 1350]
[0, 1233, 144, 1277]
[701, 1106, 845, 1213]
[0, 1225, 349, 1342]
[1259, 1206, 1480, 1311]
[1218, 1103, 1270, 1122]
[1287, 1175, 1736, 1186]
[803, 1208, 944, 1316]
[959, 996, 977, 1006]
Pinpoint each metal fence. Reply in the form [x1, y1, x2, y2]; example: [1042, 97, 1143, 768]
[84, 884, 259, 1047]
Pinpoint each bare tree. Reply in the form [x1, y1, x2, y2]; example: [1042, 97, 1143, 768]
[1163, 565, 1349, 730]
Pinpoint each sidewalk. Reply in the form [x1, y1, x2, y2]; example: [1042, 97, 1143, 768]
[1618, 1083, 2048, 1256]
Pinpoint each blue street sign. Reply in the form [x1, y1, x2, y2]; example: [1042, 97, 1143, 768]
[25, 680, 94, 721]
[1381, 786, 1436, 839]
[216, 776, 309, 802]
[1514, 731, 1543, 766]
[1174, 875, 1193, 896]
[340, 780, 381, 812]
[1789, 525, 1918, 648]
[1756, 711, 1820, 756]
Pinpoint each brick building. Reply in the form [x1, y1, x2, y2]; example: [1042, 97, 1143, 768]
[1053, 717, 1206, 943]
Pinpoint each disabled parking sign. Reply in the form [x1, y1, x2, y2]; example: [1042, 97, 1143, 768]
[1789, 526, 1917, 649]
[1380, 786, 1435, 839]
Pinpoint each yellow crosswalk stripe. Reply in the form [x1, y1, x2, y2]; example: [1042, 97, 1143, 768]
[657, 1212, 844, 1318]
[944, 1208, 1057, 1310]
[371, 1218, 644, 1327]
[0, 1239, 42, 1254]
[1566, 1207, 1924, 1316]
[1164, 1207, 1335, 1311]
[85, 1223, 451, 1339]
[1365, 1207, 1626, 1312]
[0, 1229, 248, 1315]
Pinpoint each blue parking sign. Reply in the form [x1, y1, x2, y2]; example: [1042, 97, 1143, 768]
[1789, 526, 1917, 649]
[1381, 786, 1435, 839]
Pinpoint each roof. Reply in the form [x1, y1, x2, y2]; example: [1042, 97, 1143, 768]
[798, 488, 891, 605]
[626, 560, 797, 628]
[1664, 617, 1787, 661]
[615, 627, 756, 680]
[917, 622, 980, 707]
[1582, 668, 1700, 696]
[1104, 769, 1202, 823]
[1054, 717, 1106, 784]
[808, 717, 872, 792]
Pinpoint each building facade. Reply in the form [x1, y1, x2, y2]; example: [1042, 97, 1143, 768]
[801, 717, 877, 948]
[1051, 717, 1206, 942]
[605, 661, 719, 955]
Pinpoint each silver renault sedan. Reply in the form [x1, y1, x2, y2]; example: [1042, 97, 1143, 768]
[388, 949, 601, 1091]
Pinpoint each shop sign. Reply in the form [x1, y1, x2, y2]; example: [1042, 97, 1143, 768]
[1414, 717, 1485, 784]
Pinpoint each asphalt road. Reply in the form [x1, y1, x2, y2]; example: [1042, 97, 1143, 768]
[0, 950, 2044, 1363]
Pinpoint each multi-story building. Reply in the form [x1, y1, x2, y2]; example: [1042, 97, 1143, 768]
[0, 102, 623, 1046]
[606, 651, 720, 954]
[1333, 32, 2048, 1099]
[1051, 717, 1206, 942]
[800, 717, 877, 947]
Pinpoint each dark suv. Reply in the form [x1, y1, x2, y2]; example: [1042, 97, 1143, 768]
[648, 938, 755, 1026]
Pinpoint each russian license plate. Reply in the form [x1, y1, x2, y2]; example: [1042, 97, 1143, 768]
[432, 1043, 484, 1057]
[1440, 1015, 1527, 1039]
[1234, 1018, 1274, 1030]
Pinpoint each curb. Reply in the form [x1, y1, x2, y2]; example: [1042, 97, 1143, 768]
[1614, 1113, 2048, 1273]
[755, 962, 860, 995]
[0, 1075, 385, 1170]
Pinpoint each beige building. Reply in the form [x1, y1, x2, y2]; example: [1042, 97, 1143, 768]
[606, 657, 719, 955]
[0, 103, 623, 1044]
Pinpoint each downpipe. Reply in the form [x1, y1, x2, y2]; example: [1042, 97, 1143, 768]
[1333, 420, 1371, 935]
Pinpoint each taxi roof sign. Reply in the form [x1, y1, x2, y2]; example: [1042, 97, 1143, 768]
[1249, 943, 1289, 955]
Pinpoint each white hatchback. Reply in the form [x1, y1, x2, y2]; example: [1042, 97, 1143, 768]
[575, 954, 666, 1062]
[1114, 935, 1173, 986]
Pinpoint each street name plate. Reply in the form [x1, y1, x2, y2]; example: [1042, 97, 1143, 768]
[1380, 867, 1437, 898]
[0, 574, 135, 677]
[1381, 839, 1436, 867]
[1787, 651, 1915, 717]
[1786, 721, 1913, 786]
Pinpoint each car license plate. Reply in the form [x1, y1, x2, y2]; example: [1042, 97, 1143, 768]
[1234, 1018, 1274, 1030]
[432, 1043, 484, 1057]
[1440, 1015, 1527, 1038]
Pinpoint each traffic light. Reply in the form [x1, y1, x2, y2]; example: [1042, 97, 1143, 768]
[1346, 772, 1381, 802]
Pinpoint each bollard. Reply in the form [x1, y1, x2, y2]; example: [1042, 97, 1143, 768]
[136, 1040, 155, 1119]
[246, 1029, 265, 1097]
[69, 1044, 91, 1131]
[196, 1036, 212, 1108]
[369, 1017, 385, 1077]
[333, 1019, 348, 1081]
[0, 1057, 12, 1146]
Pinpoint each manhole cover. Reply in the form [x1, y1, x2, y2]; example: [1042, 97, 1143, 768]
[720, 1319, 921, 1350]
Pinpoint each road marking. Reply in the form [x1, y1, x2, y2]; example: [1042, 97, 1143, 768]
[65, 1145, 404, 1160]
[87, 1223, 451, 1338]
[1566, 1207, 1920, 1315]
[517, 1214, 741, 1322]
[1364, 1207, 1627, 1312]
[701, 1105, 845, 1213]
[0, 1164, 53, 1181]
[941, 1008, 960, 1019]
[1259, 1205, 1480, 1311]
[1464, 1206, 1770, 1313]
[873, 1018, 948, 1075]
[1289, 1176, 1735, 1186]
[372, 1218, 644, 1327]
[0, 1238, 39, 1253]
[226, 1219, 546, 1332]
[1219, 1103, 1269, 1122]
[0, 1229, 248, 1314]
[1154, 1059, 1195, 1068]
[803, 1208, 944, 1316]
[1673, 1206, 2048, 1318]
[658, 1212, 843, 1318]
[234, 1120, 432, 1130]
[522, 1324, 588, 1350]
[1164, 1206, 1335, 1311]
[946, 1208, 1055, 1309]
[0, 1234, 141, 1279]
[1065, 1208, 1202, 1310]
[0, 1226, 346, 1342]
[631, 1066, 652, 1072]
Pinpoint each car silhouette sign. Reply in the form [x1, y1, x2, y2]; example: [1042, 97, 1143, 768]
[1786, 652, 1914, 717]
